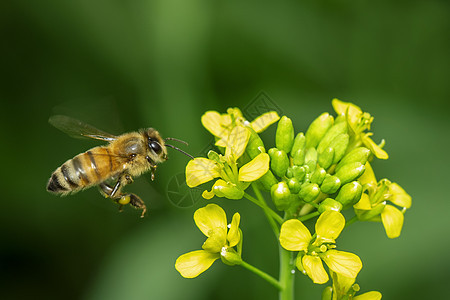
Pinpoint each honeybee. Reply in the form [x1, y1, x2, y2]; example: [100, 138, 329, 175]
[46, 115, 193, 217]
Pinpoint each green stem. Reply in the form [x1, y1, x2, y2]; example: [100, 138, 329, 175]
[298, 211, 320, 222]
[240, 260, 282, 291]
[278, 245, 295, 300]
[345, 215, 358, 228]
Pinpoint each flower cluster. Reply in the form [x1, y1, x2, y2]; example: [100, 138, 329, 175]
[177, 100, 411, 299]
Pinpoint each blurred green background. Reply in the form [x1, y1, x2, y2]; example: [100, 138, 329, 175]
[1, 0, 449, 299]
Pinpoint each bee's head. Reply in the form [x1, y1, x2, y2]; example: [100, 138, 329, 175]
[145, 128, 168, 164]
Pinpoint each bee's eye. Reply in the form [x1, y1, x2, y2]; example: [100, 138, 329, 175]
[150, 140, 162, 154]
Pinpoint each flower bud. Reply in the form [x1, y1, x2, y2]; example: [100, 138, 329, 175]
[286, 166, 294, 178]
[288, 177, 301, 194]
[311, 167, 327, 185]
[299, 182, 320, 202]
[320, 175, 341, 194]
[318, 198, 343, 213]
[246, 128, 266, 159]
[276, 116, 295, 153]
[292, 148, 306, 166]
[271, 182, 292, 210]
[291, 133, 306, 157]
[258, 171, 278, 191]
[335, 162, 365, 185]
[321, 286, 333, 300]
[317, 122, 348, 154]
[335, 147, 371, 173]
[305, 113, 334, 148]
[305, 147, 318, 165]
[293, 165, 306, 181]
[270, 149, 290, 178]
[318, 146, 334, 169]
[329, 133, 349, 164]
[335, 181, 363, 207]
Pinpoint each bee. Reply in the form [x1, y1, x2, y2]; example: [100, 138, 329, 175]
[46, 115, 193, 217]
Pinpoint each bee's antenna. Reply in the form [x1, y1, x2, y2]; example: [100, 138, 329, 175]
[165, 137, 189, 146]
[165, 144, 194, 160]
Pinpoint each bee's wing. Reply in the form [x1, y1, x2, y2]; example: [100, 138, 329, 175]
[49, 115, 117, 142]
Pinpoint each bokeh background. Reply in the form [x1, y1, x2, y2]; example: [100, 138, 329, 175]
[1, 1, 449, 299]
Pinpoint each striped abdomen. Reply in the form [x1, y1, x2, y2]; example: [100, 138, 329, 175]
[47, 146, 123, 195]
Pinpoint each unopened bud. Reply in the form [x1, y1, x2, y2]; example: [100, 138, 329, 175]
[270, 149, 290, 178]
[299, 182, 320, 202]
[311, 167, 327, 185]
[276, 116, 295, 153]
[320, 175, 341, 194]
[293, 165, 306, 181]
[329, 133, 349, 164]
[291, 133, 306, 157]
[317, 122, 348, 154]
[288, 177, 301, 194]
[321, 286, 333, 300]
[271, 182, 292, 210]
[335, 162, 365, 185]
[305, 147, 318, 165]
[335, 181, 363, 207]
[246, 128, 266, 159]
[318, 198, 343, 213]
[318, 146, 334, 169]
[292, 148, 306, 166]
[305, 113, 334, 148]
[335, 147, 371, 173]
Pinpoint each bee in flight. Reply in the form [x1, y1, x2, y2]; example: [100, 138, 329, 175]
[46, 115, 193, 217]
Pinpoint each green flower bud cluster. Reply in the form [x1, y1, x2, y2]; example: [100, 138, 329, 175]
[263, 114, 371, 212]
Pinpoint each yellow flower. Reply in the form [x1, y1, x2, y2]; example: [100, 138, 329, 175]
[354, 162, 412, 238]
[332, 99, 388, 159]
[279, 211, 362, 284]
[201, 108, 279, 149]
[330, 271, 382, 300]
[185, 123, 270, 199]
[175, 204, 242, 278]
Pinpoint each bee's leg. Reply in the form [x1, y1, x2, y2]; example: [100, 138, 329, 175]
[150, 165, 157, 181]
[98, 174, 146, 217]
[127, 193, 147, 218]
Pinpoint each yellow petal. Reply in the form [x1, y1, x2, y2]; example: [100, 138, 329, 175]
[316, 211, 345, 243]
[227, 213, 241, 247]
[302, 255, 329, 284]
[361, 134, 389, 159]
[175, 250, 220, 278]
[250, 111, 280, 133]
[225, 125, 250, 160]
[202, 228, 227, 253]
[238, 153, 270, 182]
[185, 158, 220, 187]
[354, 291, 382, 300]
[332, 98, 362, 114]
[202, 189, 215, 200]
[358, 161, 376, 185]
[381, 204, 404, 239]
[330, 271, 356, 299]
[201, 111, 227, 138]
[353, 193, 372, 210]
[279, 219, 312, 251]
[388, 182, 411, 209]
[322, 250, 362, 279]
[194, 204, 227, 237]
